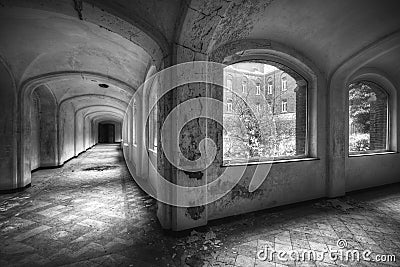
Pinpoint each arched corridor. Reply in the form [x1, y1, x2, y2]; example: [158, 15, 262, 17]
[1, 0, 400, 266]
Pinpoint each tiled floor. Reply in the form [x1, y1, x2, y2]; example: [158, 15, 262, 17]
[0, 145, 172, 266]
[0, 144, 399, 267]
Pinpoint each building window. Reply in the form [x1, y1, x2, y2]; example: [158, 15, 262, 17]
[242, 80, 247, 93]
[256, 83, 261, 95]
[281, 76, 288, 91]
[149, 91, 157, 151]
[256, 103, 261, 113]
[226, 79, 233, 90]
[267, 78, 273, 94]
[281, 99, 288, 113]
[349, 81, 388, 154]
[223, 61, 307, 163]
[227, 101, 233, 112]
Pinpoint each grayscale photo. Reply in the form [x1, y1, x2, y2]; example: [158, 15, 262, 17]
[0, 0, 399, 266]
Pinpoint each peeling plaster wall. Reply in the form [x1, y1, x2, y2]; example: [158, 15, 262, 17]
[59, 102, 76, 164]
[115, 123, 122, 142]
[84, 117, 91, 150]
[346, 155, 400, 191]
[35, 86, 58, 168]
[164, 0, 332, 230]
[75, 112, 84, 156]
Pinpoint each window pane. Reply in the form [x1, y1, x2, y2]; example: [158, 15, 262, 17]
[349, 81, 388, 153]
[223, 62, 307, 162]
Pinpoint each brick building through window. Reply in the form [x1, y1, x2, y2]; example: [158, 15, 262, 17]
[223, 62, 307, 162]
[349, 81, 388, 153]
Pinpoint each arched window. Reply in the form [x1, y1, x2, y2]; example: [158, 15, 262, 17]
[267, 78, 273, 94]
[223, 61, 307, 162]
[226, 78, 233, 90]
[348, 81, 388, 154]
[281, 75, 288, 91]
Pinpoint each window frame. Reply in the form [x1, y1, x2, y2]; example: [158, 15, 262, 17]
[226, 101, 233, 112]
[242, 79, 247, 93]
[348, 80, 390, 156]
[222, 59, 311, 165]
[226, 78, 233, 90]
[267, 78, 273, 94]
[256, 83, 261, 95]
[281, 99, 288, 113]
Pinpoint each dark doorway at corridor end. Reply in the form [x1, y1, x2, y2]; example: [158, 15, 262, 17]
[98, 123, 115, 143]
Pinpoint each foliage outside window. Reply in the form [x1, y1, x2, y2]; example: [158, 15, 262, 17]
[349, 81, 388, 154]
[223, 62, 307, 163]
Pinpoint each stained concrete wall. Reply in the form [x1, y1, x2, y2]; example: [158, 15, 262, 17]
[30, 92, 41, 171]
[143, 37, 400, 231]
[75, 112, 85, 156]
[84, 117, 92, 150]
[59, 102, 76, 165]
[346, 154, 400, 191]
[36, 86, 58, 168]
[0, 60, 17, 191]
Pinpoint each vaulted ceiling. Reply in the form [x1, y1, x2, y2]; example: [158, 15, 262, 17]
[0, 0, 399, 124]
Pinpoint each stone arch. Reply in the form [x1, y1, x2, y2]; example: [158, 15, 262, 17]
[89, 112, 124, 146]
[79, 105, 126, 152]
[32, 85, 58, 169]
[95, 119, 123, 144]
[208, 38, 323, 161]
[17, 71, 137, 185]
[329, 31, 400, 195]
[348, 68, 398, 152]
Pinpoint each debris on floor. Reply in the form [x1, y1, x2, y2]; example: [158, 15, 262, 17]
[315, 198, 355, 211]
[81, 165, 118, 171]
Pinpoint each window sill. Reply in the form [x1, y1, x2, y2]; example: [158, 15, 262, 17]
[349, 151, 397, 157]
[222, 157, 319, 167]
